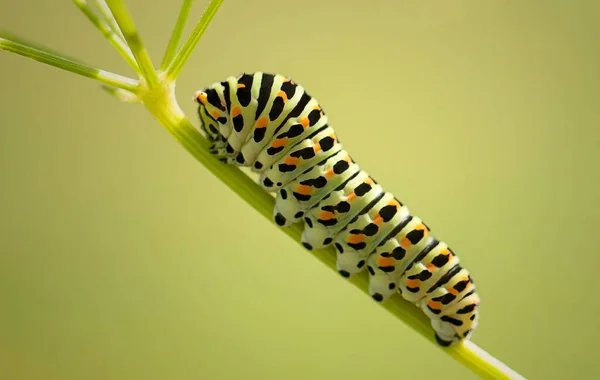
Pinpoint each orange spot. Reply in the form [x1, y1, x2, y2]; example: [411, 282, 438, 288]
[348, 234, 364, 244]
[232, 106, 242, 117]
[296, 185, 312, 195]
[378, 257, 395, 267]
[449, 288, 459, 296]
[416, 224, 426, 231]
[211, 111, 220, 119]
[237, 83, 246, 88]
[400, 237, 412, 248]
[426, 263, 436, 271]
[428, 300, 442, 310]
[373, 215, 383, 224]
[277, 91, 288, 101]
[319, 211, 335, 220]
[347, 193, 357, 201]
[388, 200, 399, 208]
[255, 117, 268, 129]
[406, 279, 420, 289]
[196, 92, 207, 104]
[301, 117, 310, 127]
[313, 105, 321, 111]
[440, 248, 452, 257]
[285, 157, 299, 166]
[313, 142, 321, 153]
[324, 168, 335, 178]
[272, 139, 288, 148]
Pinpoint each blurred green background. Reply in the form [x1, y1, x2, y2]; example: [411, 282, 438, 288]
[1, 1, 600, 379]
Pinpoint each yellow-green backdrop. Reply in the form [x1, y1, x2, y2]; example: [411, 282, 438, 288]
[1, 1, 599, 379]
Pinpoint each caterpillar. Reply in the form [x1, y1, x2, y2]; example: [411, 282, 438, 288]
[194, 72, 480, 346]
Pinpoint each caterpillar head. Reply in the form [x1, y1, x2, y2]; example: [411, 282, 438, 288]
[194, 87, 228, 141]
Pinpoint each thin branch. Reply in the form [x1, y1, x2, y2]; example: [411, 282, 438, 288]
[92, 0, 126, 42]
[164, 0, 222, 81]
[160, 0, 195, 71]
[106, 0, 160, 87]
[72, 0, 140, 73]
[0, 36, 138, 92]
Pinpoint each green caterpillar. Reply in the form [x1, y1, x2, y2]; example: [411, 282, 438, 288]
[195, 72, 480, 346]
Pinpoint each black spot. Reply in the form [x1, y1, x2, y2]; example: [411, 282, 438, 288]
[427, 305, 442, 315]
[281, 79, 297, 99]
[208, 124, 219, 135]
[372, 293, 383, 302]
[354, 182, 372, 196]
[406, 286, 420, 293]
[439, 293, 457, 305]
[470, 315, 476, 321]
[285, 124, 305, 138]
[333, 160, 349, 174]
[293, 192, 311, 202]
[278, 163, 296, 172]
[406, 228, 426, 244]
[378, 204, 398, 222]
[302, 242, 313, 250]
[431, 253, 450, 268]
[312, 176, 327, 188]
[323, 237, 333, 245]
[363, 223, 379, 236]
[304, 217, 313, 228]
[235, 153, 245, 164]
[441, 316, 463, 326]
[319, 136, 335, 151]
[276, 182, 282, 187]
[254, 161, 263, 170]
[334, 243, 343, 253]
[457, 304, 477, 315]
[388, 282, 396, 290]
[291, 147, 316, 160]
[357, 260, 365, 268]
[236, 73, 253, 106]
[217, 117, 227, 124]
[269, 96, 285, 120]
[347, 242, 366, 250]
[318, 218, 337, 227]
[307, 108, 321, 125]
[435, 334, 453, 347]
[275, 213, 286, 226]
[335, 201, 350, 213]
[226, 144, 234, 154]
[367, 265, 375, 276]
[418, 270, 432, 281]
[454, 279, 470, 293]
[379, 266, 395, 273]
[392, 246, 406, 260]
[294, 211, 304, 218]
[280, 189, 288, 200]
[263, 178, 274, 187]
[266, 145, 285, 155]
[232, 114, 244, 132]
[253, 126, 266, 142]
[339, 270, 350, 278]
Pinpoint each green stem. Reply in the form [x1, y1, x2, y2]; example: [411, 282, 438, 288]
[106, 0, 160, 87]
[92, 0, 126, 42]
[160, 0, 195, 71]
[0, 36, 138, 92]
[164, 0, 223, 81]
[72, 0, 140, 73]
[141, 88, 526, 380]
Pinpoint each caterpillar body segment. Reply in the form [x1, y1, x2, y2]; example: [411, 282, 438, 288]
[195, 72, 480, 346]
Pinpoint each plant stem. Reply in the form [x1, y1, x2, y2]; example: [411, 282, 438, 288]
[92, 0, 126, 42]
[160, 0, 195, 71]
[106, 0, 160, 87]
[141, 87, 525, 380]
[72, 0, 140, 73]
[0, 36, 138, 92]
[164, 0, 222, 81]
